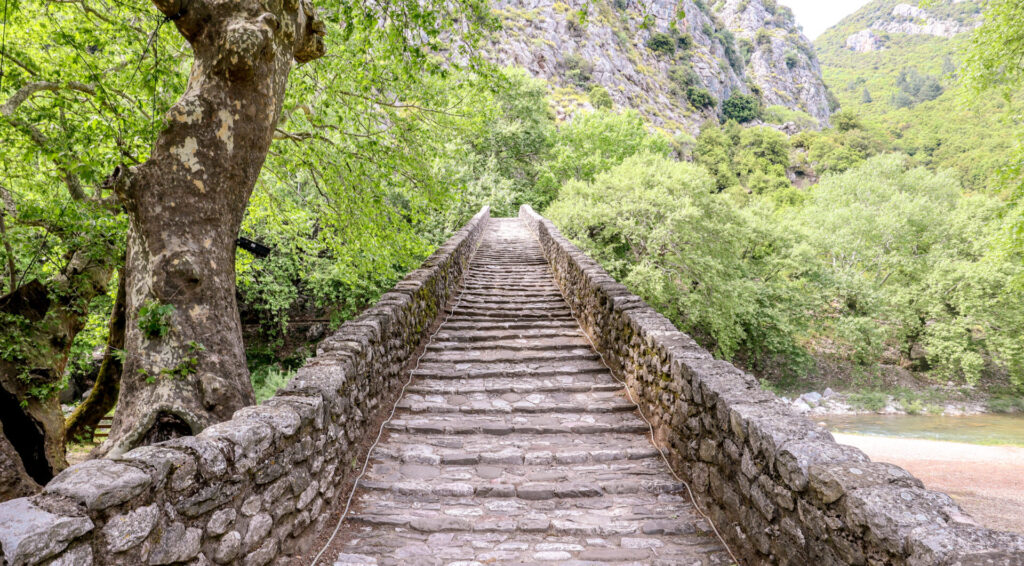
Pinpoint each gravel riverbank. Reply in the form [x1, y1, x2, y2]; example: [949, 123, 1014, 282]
[834, 433, 1024, 536]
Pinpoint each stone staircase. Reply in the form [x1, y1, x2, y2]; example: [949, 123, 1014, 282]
[331, 218, 732, 565]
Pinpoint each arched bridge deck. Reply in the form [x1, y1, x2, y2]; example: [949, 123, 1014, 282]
[329, 218, 732, 565]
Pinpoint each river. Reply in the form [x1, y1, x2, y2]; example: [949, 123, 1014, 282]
[819, 413, 1024, 446]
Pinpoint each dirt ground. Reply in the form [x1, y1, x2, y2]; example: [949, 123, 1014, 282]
[834, 433, 1024, 535]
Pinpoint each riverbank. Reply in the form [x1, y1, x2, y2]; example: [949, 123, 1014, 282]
[776, 386, 1023, 417]
[834, 433, 1024, 535]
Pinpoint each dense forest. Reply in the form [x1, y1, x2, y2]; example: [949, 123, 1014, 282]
[1, 0, 1023, 498]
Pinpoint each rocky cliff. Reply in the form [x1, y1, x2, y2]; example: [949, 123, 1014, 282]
[486, 0, 833, 131]
[826, 0, 982, 53]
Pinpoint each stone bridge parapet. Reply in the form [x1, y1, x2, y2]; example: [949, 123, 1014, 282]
[519, 204, 1024, 565]
[0, 207, 491, 566]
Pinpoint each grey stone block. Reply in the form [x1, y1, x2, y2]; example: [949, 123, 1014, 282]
[101, 503, 159, 553]
[45, 460, 151, 511]
[0, 498, 93, 565]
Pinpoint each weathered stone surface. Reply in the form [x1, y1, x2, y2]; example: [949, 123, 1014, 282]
[0, 498, 93, 564]
[148, 523, 202, 565]
[41, 542, 92, 566]
[213, 531, 241, 563]
[206, 508, 236, 537]
[101, 503, 159, 553]
[44, 460, 151, 511]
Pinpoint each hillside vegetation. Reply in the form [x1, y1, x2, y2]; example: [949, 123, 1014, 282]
[814, 0, 1021, 191]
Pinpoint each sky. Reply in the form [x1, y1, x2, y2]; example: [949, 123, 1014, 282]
[781, 0, 874, 40]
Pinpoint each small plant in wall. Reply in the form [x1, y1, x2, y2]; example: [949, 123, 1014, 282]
[138, 299, 175, 339]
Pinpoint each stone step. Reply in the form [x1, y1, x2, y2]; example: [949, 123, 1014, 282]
[445, 310, 576, 320]
[432, 328, 583, 342]
[372, 432, 662, 465]
[458, 290, 563, 298]
[384, 411, 649, 436]
[418, 348, 599, 365]
[407, 375, 621, 395]
[359, 458, 682, 500]
[411, 359, 609, 379]
[439, 320, 579, 332]
[334, 528, 729, 566]
[427, 337, 590, 351]
[454, 299, 568, 310]
[347, 491, 706, 537]
[396, 390, 634, 414]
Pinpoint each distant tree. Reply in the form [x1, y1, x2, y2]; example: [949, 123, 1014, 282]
[590, 86, 614, 109]
[861, 88, 873, 103]
[686, 87, 716, 109]
[722, 93, 761, 123]
[894, 67, 944, 107]
[677, 33, 695, 51]
[563, 54, 594, 87]
[833, 110, 863, 132]
[785, 51, 799, 69]
[646, 32, 676, 56]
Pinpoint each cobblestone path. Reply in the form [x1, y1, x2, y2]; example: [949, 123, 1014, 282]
[332, 219, 732, 565]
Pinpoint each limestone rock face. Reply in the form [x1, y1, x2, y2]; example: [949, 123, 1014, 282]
[841, 0, 983, 52]
[488, 0, 832, 131]
[871, 3, 977, 38]
[845, 29, 884, 53]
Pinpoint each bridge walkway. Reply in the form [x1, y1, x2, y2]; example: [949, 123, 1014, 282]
[331, 218, 732, 565]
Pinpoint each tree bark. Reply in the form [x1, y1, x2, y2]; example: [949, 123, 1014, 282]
[65, 267, 126, 443]
[100, 0, 325, 457]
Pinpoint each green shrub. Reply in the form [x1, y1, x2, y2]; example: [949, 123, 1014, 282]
[762, 105, 819, 130]
[785, 51, 798, 69]
[668, 64, 699, 90]
[677, 33, 695, 51]
[138, 300, 175, 339]
[832, 110, 862, 132]
[988, 394, 1024, 413]
[646, 32, 675, 55]
[722, 92, 761, 123]
[848, 391, 888, 412]
[686, 86, 716, 109]
[563, 54, 593, 87]
[755, 28, 771, 46]
[250, 364, 296, 404]
[589, 86, 613, 109]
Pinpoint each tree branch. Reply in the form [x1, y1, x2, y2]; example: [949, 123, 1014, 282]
[0, 47, 38, 77]
[0, 81, 96, 117]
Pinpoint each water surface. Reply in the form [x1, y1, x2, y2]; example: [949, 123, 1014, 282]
[818, 413, 1024, 446]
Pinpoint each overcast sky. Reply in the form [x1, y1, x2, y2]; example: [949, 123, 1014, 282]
[782, 0, 874, 39]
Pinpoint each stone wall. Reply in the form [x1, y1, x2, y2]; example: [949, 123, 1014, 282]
[519, 205, 1024, 566]
[0, 207, 491, 566]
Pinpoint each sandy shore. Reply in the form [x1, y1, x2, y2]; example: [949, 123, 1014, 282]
[834, 433, 1024, 535]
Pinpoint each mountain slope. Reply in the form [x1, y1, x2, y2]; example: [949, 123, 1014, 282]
[487, 0, 833, 131]
[815, 0, 1019, 190]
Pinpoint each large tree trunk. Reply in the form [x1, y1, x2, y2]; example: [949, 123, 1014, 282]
[100, 0, 325, 457]
[65, 267, 126, 443]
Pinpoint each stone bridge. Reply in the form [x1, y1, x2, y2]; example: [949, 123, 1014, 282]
[1, 207, 1023, 566]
